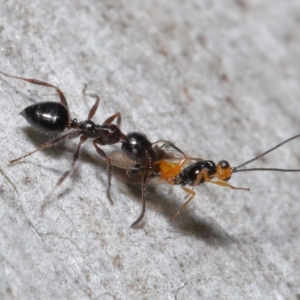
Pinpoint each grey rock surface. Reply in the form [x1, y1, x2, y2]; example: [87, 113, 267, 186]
[0, 1, 299, 299]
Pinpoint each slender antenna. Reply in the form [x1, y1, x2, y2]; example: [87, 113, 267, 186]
[233, 167, 300, 173]
[232, 133, 300, 173]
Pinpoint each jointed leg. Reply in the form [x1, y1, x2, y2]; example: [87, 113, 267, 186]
[170, 186, 196, 221]
[194, 168, 250, 191]
[206, 179, 250, 191]
[131, 164, 150, 227]
[170, 169, 205, 221]
[82, 85, 101, 120]
[87, 95, 100, 120]
[9, 131, 80, 165]
[42, 135, 88, 211]
[170, 170, 250, 221]
[83, 81, 122, 127]
[103, 112, 122, 127]
[93, 140, 114, 203]
[0, 71, 69, 110]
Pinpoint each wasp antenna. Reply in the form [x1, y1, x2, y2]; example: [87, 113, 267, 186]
[233, 167, 300, 173]
[232, 133, 300, 171]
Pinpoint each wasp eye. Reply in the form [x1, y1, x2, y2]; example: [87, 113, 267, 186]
[220, 160, 229, 169]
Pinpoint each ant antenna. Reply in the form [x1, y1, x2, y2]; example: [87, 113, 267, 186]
[232, 133, 300, 173]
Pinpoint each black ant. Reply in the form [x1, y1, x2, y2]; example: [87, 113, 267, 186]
[1, 70, 125, 202]
[154, 134, 300, 220]
[0, 71, 183, 226]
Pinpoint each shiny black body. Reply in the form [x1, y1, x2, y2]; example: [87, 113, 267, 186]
[21, 101, 127, 145]
[78, 120, 125, 142]
[121, 132, 156, 166]
[20, 102, 69, 133]
[174, 160, 217, 186]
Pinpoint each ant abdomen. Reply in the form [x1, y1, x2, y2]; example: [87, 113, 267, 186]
[20, 101, 70, 133]
[121, 132, 156, 165]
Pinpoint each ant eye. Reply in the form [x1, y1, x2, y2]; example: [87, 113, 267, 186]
[220, 160, 229, 169]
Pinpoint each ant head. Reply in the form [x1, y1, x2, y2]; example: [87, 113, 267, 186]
[216, 160, 232, 181]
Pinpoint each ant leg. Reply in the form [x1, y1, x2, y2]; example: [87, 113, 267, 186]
[9, 131, 80, 165]
[103, 112, 122, 127]
[93, 140, 114, 203]
[82, 85, 121, 126]
[52, 135, 88, 189]
[87, 94, 100, 120]
[170, 186, 196, 221]
[0, 71, 70, 111]
[206, 179, 250, 191]
[82, 85, 101, 120]
[41, 135, 88, 211]
[116, 114, 121, 128]
[131, 164, 150, 227]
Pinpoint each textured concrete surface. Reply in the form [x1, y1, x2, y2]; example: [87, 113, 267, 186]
[0, 0, 300, 299]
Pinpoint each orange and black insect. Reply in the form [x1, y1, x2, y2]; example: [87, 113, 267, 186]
[154, 134, 300, 220]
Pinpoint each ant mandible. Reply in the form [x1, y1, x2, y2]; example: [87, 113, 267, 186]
[0, 70, 182, 226]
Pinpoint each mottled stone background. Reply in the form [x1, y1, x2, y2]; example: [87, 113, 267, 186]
[0, 1, 299, 299]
